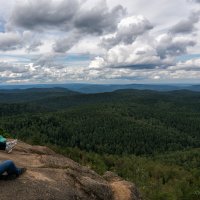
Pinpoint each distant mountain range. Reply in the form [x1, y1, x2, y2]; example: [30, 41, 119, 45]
[1, 83, 200, 93]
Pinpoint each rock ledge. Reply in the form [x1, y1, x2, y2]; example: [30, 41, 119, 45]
[0, 141, 141, 200]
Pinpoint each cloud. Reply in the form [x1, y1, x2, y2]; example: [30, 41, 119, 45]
[89, 42, 163, 70]
[0, 57, 92, 83]
[90, 10, 198, 74]
[0, 0, 199, 83]
[0, 30, 43, 52]
[26, 40, 42, 52]
[87, 58, 200, 82]
[170, 11, 200, 34]
[2, 55, 200, 84]
[192, 0, 200, 3]
[10, 0, 126, 53]
[0, 62, 28, 73]
[156, 34, 196, 59]
[53, 31, 81, 53]
[0, 32, 22, 51]
[32, 53, 56, 68]
[22, 31, 43, 52]
[0, 61, 34, 83]
[92, 14, 195, 71]
[169, 58, 200, 71]
[74, 3, 126, 35]
[89, 19, 196, 71]
[53, 1, 126, 52]
[10, 0, 79, 30]
[101, 15, 153, 48]
[10, 0, 125, 35]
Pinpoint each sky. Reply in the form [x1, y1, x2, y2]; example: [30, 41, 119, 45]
[0, 0, 200, 84]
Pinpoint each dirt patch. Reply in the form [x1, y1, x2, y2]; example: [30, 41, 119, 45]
[28, 170, 55, 182]
[111, 181, 132, 200]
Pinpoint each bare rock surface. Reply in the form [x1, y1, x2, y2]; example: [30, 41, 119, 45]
[0, 140, 141, 200]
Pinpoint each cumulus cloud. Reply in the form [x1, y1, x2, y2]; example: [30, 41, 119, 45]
[0, 58, 91, 83]
[74, 3, 126, 35]
[170, 11, 200, 34]
[0, 62, 28, 73]
[0, 32, 22, 51]
[22, 31, 43, 52]
[53, 31, 81, 53]
[10, 0, 125, 34]
[156, 34, 195, 59]
[0, 0, 199, 83]
[10, 0, 79, 30]
[32, 54, 56, 68]
[192, 0, 200, 3]
[87, 58, 200, 82]
[89, 42, 162, 69]
[169, 58, 200, 71]
[10, 0, 126, 53]
[0, 31, 43, 52]
[26, 40, 42, 52]
[89, 14, 196, 71]
[101, 15, 153, 48]
[0, 61, 35, 83]
[2, 56, 200, 84]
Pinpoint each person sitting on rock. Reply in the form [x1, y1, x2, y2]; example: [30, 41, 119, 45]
[0, 160, 26, 180]
[0, 135, 18, 153]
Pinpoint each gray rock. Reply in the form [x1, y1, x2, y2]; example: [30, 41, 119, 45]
[0, 141, 141, 200]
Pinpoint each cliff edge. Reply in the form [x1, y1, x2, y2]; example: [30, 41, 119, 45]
[0, 140, 141, 200]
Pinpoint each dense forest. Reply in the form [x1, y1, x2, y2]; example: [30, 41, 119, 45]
[0, 88, 199, 200]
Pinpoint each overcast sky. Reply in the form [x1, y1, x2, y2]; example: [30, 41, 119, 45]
[0, 0, 200, 84]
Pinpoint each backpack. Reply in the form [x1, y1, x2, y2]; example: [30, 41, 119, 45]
[0, 135, 6, 143]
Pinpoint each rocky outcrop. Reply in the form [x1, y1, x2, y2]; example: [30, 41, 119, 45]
[0, 140, 141, 200]
[103, 172, 141, 200]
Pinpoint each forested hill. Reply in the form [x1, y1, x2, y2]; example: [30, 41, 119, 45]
[0, 88, 200, 199]
[0, 88, 200, 155]
[0, 87, 79, 103]
[2, 88, 200, 114]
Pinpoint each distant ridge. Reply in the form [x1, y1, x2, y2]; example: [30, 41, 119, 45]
[0, 87, 79, 103]
[0, 87, 78, 93]
[1, 83, 200, 93]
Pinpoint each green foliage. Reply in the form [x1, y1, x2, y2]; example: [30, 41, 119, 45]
[52, 146, 200, 200]
[0, 88, 200, 199]
[154, 148, 200, 170]
[0, 128, 11, 138]
[0, 101, 199, 155]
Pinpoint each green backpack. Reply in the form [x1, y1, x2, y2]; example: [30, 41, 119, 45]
[0, 135, 6, 143]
